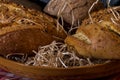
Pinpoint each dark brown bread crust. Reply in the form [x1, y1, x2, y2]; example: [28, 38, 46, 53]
[0, 28, 60, 55]
[0, 2, 66, 38]
[0, 2, 67, 56]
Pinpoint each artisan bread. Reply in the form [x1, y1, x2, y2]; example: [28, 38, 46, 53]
[44, 0, 104, 25]
[65, 7, 120, 59]
[0, 2, 66, 56]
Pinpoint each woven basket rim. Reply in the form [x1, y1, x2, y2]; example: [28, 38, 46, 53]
[0, 56, 119, 70]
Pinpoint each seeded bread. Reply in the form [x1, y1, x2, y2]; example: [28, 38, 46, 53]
[65, 7, 120, 59]
[0, 2, 66, 56]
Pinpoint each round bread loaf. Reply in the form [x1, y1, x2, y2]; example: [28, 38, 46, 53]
[0, 2, 66, 56]
[44, 0, 104, 26]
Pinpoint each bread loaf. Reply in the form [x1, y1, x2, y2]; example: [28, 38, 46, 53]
[0, 2, 66, 56]
[44, 0, 104, 25]
[65, 7, 120, 59]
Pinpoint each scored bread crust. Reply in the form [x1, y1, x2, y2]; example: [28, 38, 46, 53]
[82, 6, 120, 35]
[0, 2, 66, 56]
[65, 7, 120, 59]
[0, 2, 66, 38]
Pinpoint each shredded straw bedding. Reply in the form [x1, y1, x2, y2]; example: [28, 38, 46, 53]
[5, 0, 120, 68]
[6, 41, 110, 68]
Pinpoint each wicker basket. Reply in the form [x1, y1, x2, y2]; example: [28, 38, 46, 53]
[0, 57, 120, 80]
[0, 1, 120, 80]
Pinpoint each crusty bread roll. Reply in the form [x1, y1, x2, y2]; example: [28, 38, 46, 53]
[65, 7, 120, 59]
[0, 2, 66, 56]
